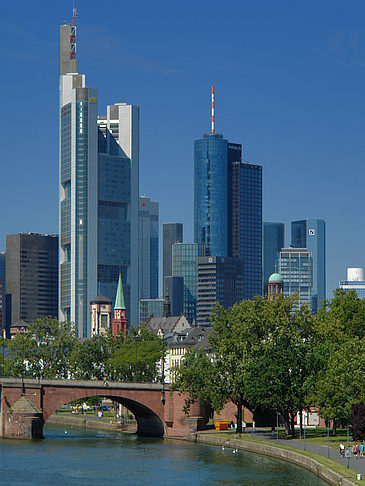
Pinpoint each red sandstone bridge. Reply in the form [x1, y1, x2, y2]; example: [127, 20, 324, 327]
[0, 378, 206, 439]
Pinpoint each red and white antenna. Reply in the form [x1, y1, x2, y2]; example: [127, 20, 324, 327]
[70, 0, 77, 60]
[211, 85, 215, 133]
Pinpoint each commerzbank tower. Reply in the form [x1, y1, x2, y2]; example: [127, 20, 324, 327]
[58, 1, 139, 337]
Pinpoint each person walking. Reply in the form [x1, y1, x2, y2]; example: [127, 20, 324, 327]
[352, 443, 359, 458]
[359, 443, 364, 457]
[339, 443, 345, 457]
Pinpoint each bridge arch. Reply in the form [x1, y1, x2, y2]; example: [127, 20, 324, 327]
[42, 388, 166, 437]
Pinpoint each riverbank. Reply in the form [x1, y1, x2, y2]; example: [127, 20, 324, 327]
[46, 415, 360, 485]
[46, 413, 136, 433]
[192, 432, 362, 486]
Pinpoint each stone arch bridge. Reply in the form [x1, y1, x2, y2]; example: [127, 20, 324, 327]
[0, 378, 206, 439]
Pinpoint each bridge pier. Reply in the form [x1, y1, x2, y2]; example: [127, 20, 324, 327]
[2, 395, 44, 439]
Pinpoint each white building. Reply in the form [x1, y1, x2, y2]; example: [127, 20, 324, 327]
[339, 268, 365, 299]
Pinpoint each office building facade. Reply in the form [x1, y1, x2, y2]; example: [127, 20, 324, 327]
[263, 222, 285, 288]
[97, 103, 139, 327]
[6, 233, 58, 328]
[339, 268, 365, 299]
[229, 161, 262, 298]
[194, 133, 229, 257]
[0, 252, 5, 335]
[139, 299, 165, 325]
[164, 276, 184, 316]
[172, 243, 199, 324]
[162, 223, 183, 289]
[139, 196, 159, 300]
[278, 248, 313, 309]
[197, 256, 245, 326]
[59, 15, 139, 336]
[291, 219, 325, 312]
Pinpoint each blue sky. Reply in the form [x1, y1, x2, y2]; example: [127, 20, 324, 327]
[1, 0, 365, 296]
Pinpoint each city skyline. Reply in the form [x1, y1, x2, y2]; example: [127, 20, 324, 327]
[2, 0, 365, 297]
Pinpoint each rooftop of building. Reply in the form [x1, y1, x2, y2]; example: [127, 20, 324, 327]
[269, 272, 283, 283]
[90, 295, 112, 304]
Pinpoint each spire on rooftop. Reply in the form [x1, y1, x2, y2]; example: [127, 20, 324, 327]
[114, 273, 126, 310]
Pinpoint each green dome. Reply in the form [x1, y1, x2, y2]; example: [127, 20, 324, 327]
[268, 272, 283, 283]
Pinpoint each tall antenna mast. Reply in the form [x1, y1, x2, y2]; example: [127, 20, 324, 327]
[70, 0, 77, 60]
[211, 85, 215, 133]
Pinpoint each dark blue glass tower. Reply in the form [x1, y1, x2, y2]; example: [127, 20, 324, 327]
[194, 133, 228, 257]
[291, 219, 326, 312]
[229, 161, 263, 299]
[194, 129, 263, 300]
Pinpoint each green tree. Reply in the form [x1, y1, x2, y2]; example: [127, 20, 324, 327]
[172, 295, 317, 435]
[171, 349, 226, 414]
[310, 337, 365, 428]
[70, 333, 113, 380]
[109, 325, 164, 382]
[6, 317, 77, 379]
[316, 289, 365, 344]
[0, 337, 9, 376]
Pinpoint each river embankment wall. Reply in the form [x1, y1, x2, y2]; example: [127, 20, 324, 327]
[193, 433, 357, 486]
[46, 414, 136, 433]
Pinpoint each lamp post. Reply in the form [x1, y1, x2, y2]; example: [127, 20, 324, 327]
[327, 419, 330, 458]
[346, 424, 352, 468]
[304, 421, 306, 451]
[276, 412, 279, 443]
[251, 409, 256, 439]
[20, 326, 25, 394]
[160, 333, 165, 404]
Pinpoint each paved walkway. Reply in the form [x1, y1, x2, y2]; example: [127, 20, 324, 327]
[249, 429, 365, 477]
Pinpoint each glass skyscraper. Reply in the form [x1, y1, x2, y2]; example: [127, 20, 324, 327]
[229, 161, 263, 299]
[172, 243, 199, 324]
[291, 219, 325, 312]
[278, 248, 313, 309]
[162, 223, 183, 290]
[138, 196, 159, 301]
[197, 256, 245, 326]
[263, 222, 285, 287]
[194, 134, 228, 257]
[194, 128, 263, 301]
[59, 19, 139, 336]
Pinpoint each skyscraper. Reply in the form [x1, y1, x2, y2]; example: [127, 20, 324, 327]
[229, 161, 263, 299]
[138, 196, 159, 301]
[194, 133, 229, 257]
[0, 252, 5, 335]
[59, 7, 139, 336]
[164, 276, 184, 316]
[97, 103, 139, 327]
[162, 223, 183, 289]
[194, 87, 263, 299]
[263, 222, 285, 288]
[6, 233, 58, 328]
[196, 256, 245, 326]
[172, 243, 199, 323]
[278, 247, 313, 308]
[291, 219, 326, 312]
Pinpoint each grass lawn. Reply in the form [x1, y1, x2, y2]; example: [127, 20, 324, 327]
[278, 427, 361, 451]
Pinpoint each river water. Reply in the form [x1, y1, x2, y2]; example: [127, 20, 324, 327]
[0, 426, 328, 485]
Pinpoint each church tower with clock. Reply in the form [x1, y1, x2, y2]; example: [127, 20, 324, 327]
[112, 273, 128, 335]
